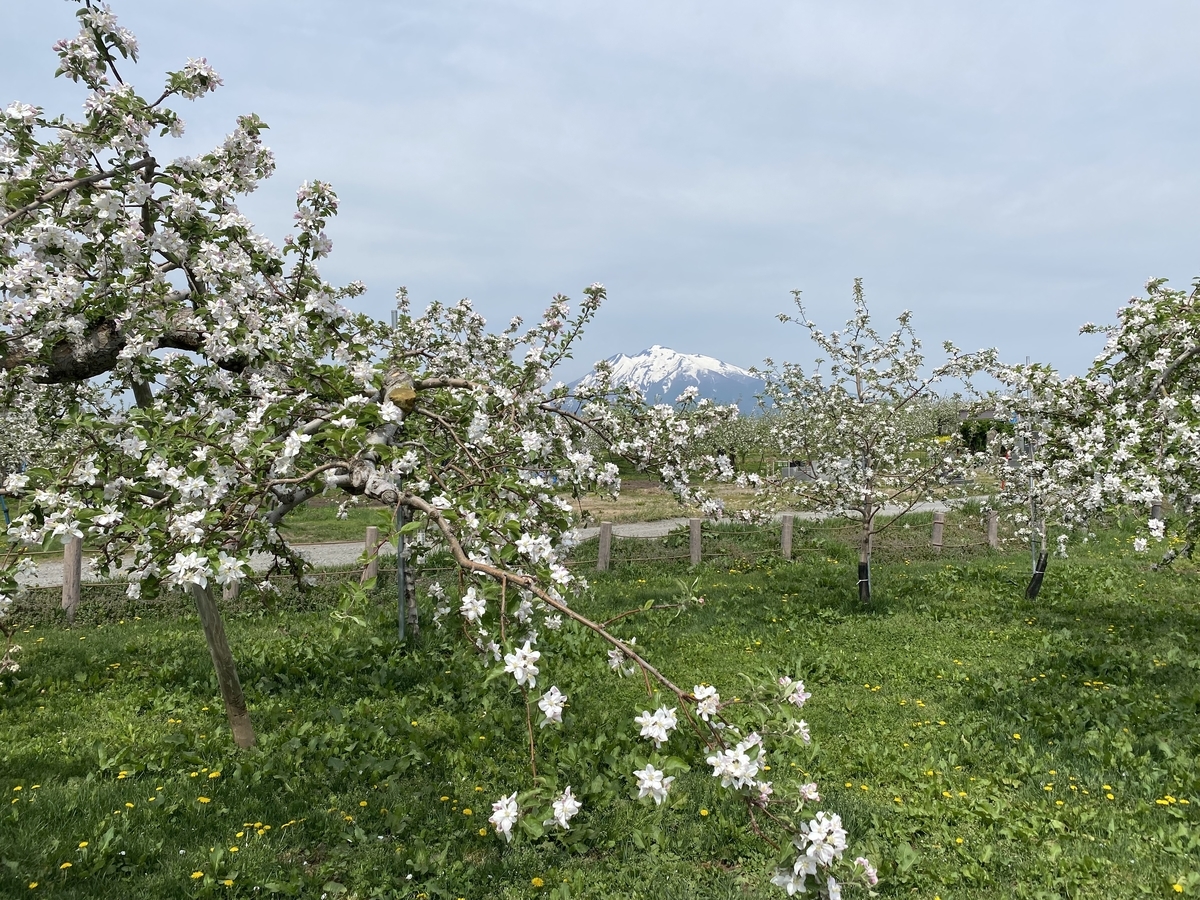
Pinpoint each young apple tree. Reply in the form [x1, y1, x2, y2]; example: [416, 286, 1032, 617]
[754, 280, 995, 604]
[992, 277, 1200, 578]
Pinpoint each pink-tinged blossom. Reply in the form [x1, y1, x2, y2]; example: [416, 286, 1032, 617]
[854, 856, 879, 886]
[779, 675, 811, 707]
[798, 782, 821, 802]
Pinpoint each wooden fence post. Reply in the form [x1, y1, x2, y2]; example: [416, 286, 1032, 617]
[223, 581, 240, 603]
[363, 525, 380, 583]
[987, 510, 999, 549]
[689, 518, 702, 566]
[931, 512, 945, 552]
[597, 521, 612, 572]
[61, 536, 82, 625]
[781, 514, 794, 560]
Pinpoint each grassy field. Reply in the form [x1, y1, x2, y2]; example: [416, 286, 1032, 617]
[2, 528, 1198, 898]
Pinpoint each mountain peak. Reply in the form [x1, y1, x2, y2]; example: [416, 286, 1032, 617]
[574, 346, 763, 411]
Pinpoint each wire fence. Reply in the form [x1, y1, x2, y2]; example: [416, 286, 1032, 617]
[11, 510, 1022, 625]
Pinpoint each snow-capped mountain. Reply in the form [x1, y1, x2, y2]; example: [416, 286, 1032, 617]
[573, 345, 764, 411]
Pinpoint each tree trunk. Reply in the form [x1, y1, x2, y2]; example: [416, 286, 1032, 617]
[188, 583, 256, 749]
[858, 517, 873, 606]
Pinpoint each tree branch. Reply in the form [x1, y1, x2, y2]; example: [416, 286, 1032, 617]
[1, 156, 155, 228]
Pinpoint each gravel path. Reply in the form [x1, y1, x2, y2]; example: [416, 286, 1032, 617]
[29, 499, 962, 588]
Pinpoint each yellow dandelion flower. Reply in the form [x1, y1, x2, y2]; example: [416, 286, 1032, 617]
[462, 808, 472, 816]
[531, 877, 545, 888]
[478, 827, 487, 836]
[198, 797, 211, 803]
[191, 872, 204, 879]
[29, 882, 38, 889]
[59, 862, 72, 870]
[78, 842, 88, 848]
[700, 809, 709, 817]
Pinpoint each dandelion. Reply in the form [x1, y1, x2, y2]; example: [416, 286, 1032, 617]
[78, 842, 88, 848]
[198, 796, 211, 803]
[531, 877, 545, 887]
[191, 872, 203, 879]
[700, 809, 709, 816]
[59, 862, 72, 870]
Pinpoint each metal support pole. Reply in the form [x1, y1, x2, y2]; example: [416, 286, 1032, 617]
[396, 503, 406, 642]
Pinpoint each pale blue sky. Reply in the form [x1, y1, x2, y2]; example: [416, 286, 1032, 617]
[4, 1, 1199, 379]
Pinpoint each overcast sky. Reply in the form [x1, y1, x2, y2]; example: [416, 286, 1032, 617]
[4, 1, 1199, 380]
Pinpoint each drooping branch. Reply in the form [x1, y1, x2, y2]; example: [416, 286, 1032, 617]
[402, 492, 689, 701]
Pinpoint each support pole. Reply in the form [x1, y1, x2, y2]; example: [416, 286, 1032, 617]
[781, 514, 794, 560]
[61, 536, 82, 625]
[396, 506, 406, 641]
[187, 583, 256, 749]
[987, 510, 999, 549]
[931, 512, 945, 552]
[363, 525, 380, 583]
[689, 518, 702, 567]
[597, 521, 612, 572]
